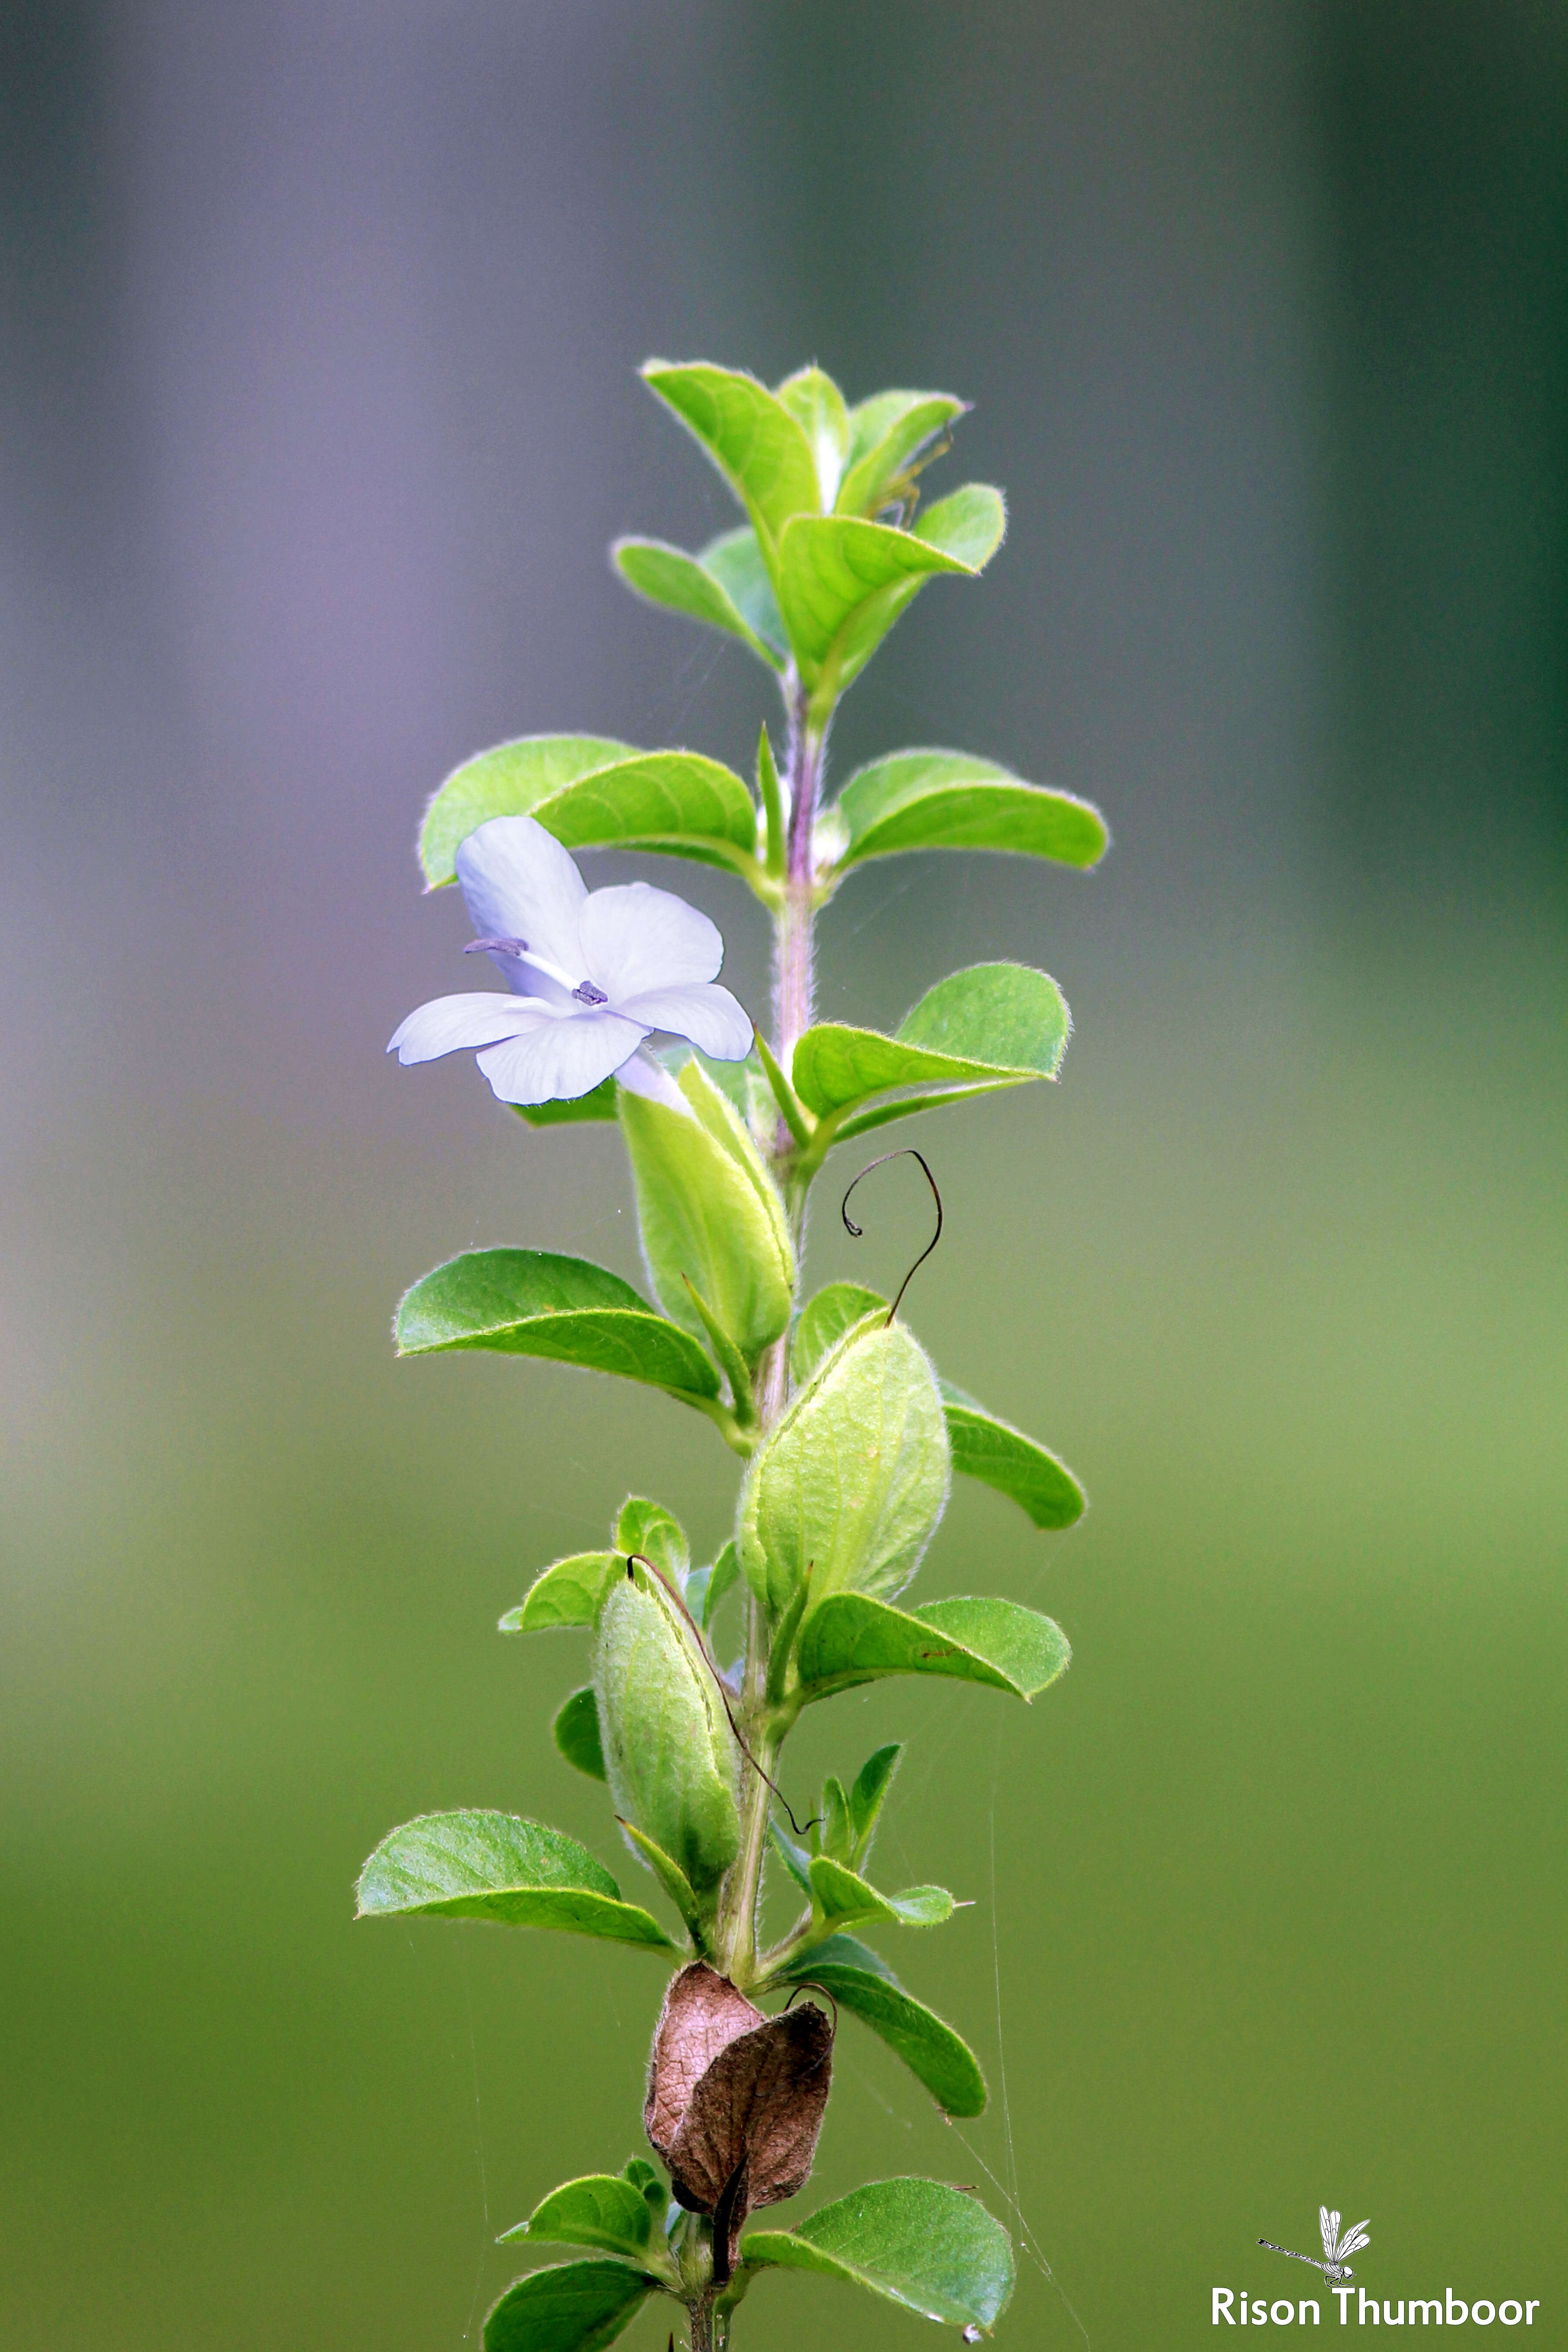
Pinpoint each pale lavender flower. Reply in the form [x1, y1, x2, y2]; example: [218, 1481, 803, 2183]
[389, 815, 753, 1106]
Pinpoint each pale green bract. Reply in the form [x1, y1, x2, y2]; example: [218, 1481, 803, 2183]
[593, 1571, 741, 1896]
[738, 1317, 950, 1620]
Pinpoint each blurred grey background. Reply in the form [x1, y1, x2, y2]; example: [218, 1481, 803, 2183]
[2, 4, 1564, 2347]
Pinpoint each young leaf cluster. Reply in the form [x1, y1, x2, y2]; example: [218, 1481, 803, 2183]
[362, 359, 1108, 2352]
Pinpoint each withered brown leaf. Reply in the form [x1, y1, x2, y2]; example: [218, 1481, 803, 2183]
[644, 1962, 833, 2277]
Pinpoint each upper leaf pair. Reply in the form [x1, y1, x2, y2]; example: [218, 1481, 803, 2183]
[615, 360, 1006, 715]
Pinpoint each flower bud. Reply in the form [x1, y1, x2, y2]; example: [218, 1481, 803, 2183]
[645, 1962, 833, 2278]
[593, 1568, 741, 1893]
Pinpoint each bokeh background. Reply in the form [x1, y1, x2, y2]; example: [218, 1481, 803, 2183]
[3, 4, 1564, 2345]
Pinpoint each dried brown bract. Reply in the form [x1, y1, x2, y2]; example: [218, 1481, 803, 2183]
[645, 1962, 833, 2277]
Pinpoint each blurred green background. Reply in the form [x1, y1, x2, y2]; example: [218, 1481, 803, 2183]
[2, 3, 1564, 2345]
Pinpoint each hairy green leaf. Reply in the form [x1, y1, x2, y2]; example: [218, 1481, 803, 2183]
[809, 1854, 956, 1930]
[420, 739, 759, 886]
[941, 1382, 1087, 1531]
[512, 1079, 619, 1128]
[739, 1321, 950, 1620]
[837, 391, 967, 518]
[772, 1936, 987, 2117]
[484, 2260, 660, 2352]
[790, 1282, 886, 1388]
[419, 735, 632, 887]
[619, 1066, 793, 1365]
[500, 1553, 618, 1635]
[396, 1249, 721, 1406]
[849, 1744, 902, 1867]
[776, 365, 851, 508]
[356, 1812, 676, 1950]
[611, 538, 783, 668]
[614, 1499, 689, 1585]
[641, 362, 820, 554]
[500, 2175, 653, 2257]
[820, 1776, 853, 1862]
[699, 1538, 741, 1633]
[833, 747, 1108, 870]
[594, 1572, 740, 1893]
[769, 1817, 814, 1897]
[615, 1818, 705, 1945]
[776, 493, 996, 696]
[554, 1687, 607, 1781]
[796, 1593, 1071, 1703]
[699, 527, 788, 661]
[741, 2176, 1012, 2328]
[793, 962, 1069, 1125]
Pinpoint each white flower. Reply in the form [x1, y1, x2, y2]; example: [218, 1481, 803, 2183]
[388, 815, 754, 1106]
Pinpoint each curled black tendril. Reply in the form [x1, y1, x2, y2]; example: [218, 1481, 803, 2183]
[781, 1979, 839, 2039]
[624, 1554, 820, 1842]
[841, 1147, 945, 1324]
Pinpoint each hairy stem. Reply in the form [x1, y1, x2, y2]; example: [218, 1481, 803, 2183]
[716, 676, 826, 1988]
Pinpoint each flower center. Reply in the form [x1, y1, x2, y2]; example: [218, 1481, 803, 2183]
[466, 935, 604, 1001]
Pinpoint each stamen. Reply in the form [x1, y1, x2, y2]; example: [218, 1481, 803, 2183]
[465, 935, 530, 956]
[572, 980, 608, 1005]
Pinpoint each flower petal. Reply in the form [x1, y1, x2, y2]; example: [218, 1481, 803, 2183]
[455, 815, 588, 980]
[615, 982, 754, 1061]
[578, 879, 723, 999]
[388, 992, 552, 1063]
[474, 1007, 646, 1105]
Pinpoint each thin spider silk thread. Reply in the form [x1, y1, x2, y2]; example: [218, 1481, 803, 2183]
[447, 1936, 491, 2345]
[965, 1720, 1092, 2350]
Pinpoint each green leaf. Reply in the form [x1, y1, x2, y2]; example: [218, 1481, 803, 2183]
[594, 1570, 740, 1893]
[769, 1816, 814, 1897]
[809, 1854, 956, 1930]
[500, 2175, 653, 2257]
[396, 1249, 722, 1407]
[849, 1744, 903, 1866]
[484, 2260, 660, 2352]
[837, 391, 967, 518]
[356, 1812, 677, 1950]
[941, 1383, 1086, 1531]
[776, 495, 996, 696]
[619, 1066, 794, 1365]
[776, 365, 852, 508]
[512, 1079, 620, 1128]
[622, 2157, 666, 2220]
[833, 747, 1108, 871]
[740, 2177, 1013, 2329]
[641, 361, 821, 554]
[611, 538, 784, 669]
[739, 1321, 950, 1620]
[419, 735, 632, 887]
[500, 1553, 618, 1635]
[614, 1499, 689, 1585]
[796, 1593, 1071, 1703]
[699, 1538, 741, 1633]
[772, 1936, 988, 2118]
[700, 527, 788, 660]
[554, 1687, 607, 1781]
[419, 739, 760, 887]
[820, 1776, 853, 1862]
[917, 482, 1007, 568]
[790, 1282, 886, 1388]
[793, 962, 1070, 1128]
[615, 1818, 705, 1945]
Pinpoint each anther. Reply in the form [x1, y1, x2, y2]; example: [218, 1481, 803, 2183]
[572, 980, 608, 1005]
